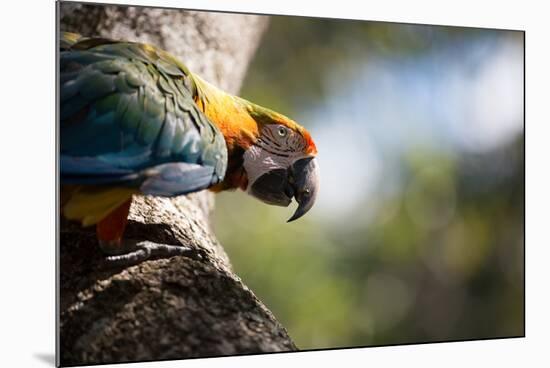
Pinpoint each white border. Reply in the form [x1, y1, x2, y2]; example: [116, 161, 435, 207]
[2, 0, 546, 367]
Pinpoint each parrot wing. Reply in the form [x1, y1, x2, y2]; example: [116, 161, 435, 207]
[59, 33, 227, 196]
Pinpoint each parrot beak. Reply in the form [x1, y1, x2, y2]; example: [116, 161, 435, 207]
[248, 157, 319, 222]
[287, 157, 319, 222]
[249, 168, 293, 207]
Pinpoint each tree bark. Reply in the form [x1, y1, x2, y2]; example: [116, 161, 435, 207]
[58, 3, 295, 366]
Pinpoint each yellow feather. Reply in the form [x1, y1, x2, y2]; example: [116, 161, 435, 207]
[62, 186, 137, 227]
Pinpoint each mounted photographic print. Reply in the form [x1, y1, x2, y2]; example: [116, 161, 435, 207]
[56, 1, 524, 366]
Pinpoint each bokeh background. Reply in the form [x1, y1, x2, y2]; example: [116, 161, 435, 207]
[212, 16, 524, 349]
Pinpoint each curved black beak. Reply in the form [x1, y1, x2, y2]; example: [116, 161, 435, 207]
[287, 157, 319, 222]
[248, 157, 320, 222]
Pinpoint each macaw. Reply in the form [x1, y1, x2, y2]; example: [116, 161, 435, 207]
[59, 32, 319, 266]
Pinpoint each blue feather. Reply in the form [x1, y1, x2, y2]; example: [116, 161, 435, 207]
[59, 38, 228, 195]
[140, 163, 214, 196]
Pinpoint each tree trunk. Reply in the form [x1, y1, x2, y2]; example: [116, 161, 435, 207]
[58, 3, 295, 366]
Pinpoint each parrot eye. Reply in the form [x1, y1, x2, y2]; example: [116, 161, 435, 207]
[277, 126, 288, 137]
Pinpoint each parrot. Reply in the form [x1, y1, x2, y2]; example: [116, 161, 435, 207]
[59, 32, 319, 266]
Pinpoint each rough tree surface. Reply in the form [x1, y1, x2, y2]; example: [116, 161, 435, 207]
[58, 3, 296, 366]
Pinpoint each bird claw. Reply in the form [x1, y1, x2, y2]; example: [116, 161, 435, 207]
[99, 240, 204, 269]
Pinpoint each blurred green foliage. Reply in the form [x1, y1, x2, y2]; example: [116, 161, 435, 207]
[213, 17, 524, 349]
[240, 16, 505, 117]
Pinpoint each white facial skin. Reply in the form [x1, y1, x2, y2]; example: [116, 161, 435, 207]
[243, 124, 311, 193]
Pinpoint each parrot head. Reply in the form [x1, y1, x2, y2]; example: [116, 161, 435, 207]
[192, 76, 319, 222]
[242, 104, 319, 222]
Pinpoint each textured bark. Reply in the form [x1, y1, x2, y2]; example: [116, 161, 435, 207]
[58, 3, 295, 366]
